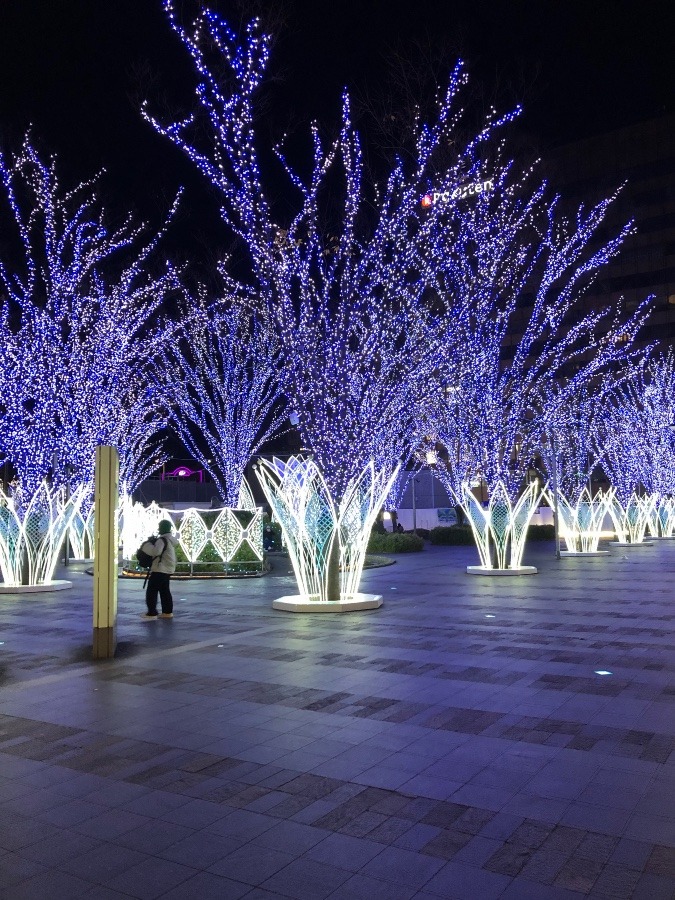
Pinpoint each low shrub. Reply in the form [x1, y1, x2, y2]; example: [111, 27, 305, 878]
[527, 524, 556, 541]
[429, 524, 554, 545]
[367, 532, 425, 553]
[429, 526, 475, 545]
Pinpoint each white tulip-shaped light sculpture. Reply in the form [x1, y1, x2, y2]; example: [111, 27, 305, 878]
[607, 492, 656, 546]
[552, 486, 612, 556]
[67, 502, 96, 561]
[462, 480, 542, 575]
[0, 482, 85, 591]
[255, 456, 398, 611]
[646, 494, 675, 539]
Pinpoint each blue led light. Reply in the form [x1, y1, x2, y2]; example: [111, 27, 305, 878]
[0, 137, 179, 507]
[144, 2, 524, 505]
[153, 302, 287, 507]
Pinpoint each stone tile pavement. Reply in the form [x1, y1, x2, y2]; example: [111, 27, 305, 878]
[0, 540, 674, 898]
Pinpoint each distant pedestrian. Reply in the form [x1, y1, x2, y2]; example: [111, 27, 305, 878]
[142, 519, 179, 620]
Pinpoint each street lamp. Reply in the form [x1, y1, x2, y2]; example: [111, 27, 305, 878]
[411, 476, 420, 534]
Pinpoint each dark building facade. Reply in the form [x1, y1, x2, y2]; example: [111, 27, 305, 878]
[546, 112, 675, 349]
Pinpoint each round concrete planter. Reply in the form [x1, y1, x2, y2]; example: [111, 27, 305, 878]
[609, 541, 653, 547]
[0, 580, 73, 594]
[560, 550, 609, 557]
[272, 593, 383, 612]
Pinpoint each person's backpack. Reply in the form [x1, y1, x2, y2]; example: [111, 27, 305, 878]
[136, 536, 164, 569]
[136, 536, 167, 588]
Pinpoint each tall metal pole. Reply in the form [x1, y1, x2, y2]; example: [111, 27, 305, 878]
[412, 477, 417, 534]
[63, 475, 70, 567]
[550, 432, 561, 560]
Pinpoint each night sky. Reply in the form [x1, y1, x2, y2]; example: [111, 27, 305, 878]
[0, 0, 671, 247]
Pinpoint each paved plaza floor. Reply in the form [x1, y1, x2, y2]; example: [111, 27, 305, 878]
[1, 541, 674, 899]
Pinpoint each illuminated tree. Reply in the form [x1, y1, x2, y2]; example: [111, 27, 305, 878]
[599, 353, 675, 540]
[602, 352, 675, 496]
[143, 3, 531, 599]
[153, 298, 287, 507]
[425, 162, 651, 569]
[143, 4, 525, 501]
[535, 384, 622, 554]
[0, 136, 179, 503]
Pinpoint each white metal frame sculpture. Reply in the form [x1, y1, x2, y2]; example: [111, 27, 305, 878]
[177, 506, 263, 574]
[120, 497, 264, 574]
[237, 476, 256, 512]
[461, 480, 541, 575]
[552, 486, 612, 555]
[607, 491, 656, 546]
[646, 495, 675, 539]
[254, 456, 397, 610]
[0, 483, 85, 591]
[67, 503, 96, 560]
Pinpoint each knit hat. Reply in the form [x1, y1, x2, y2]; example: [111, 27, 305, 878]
[158, 519, 173, 534]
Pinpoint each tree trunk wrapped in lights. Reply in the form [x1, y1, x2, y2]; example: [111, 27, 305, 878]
[538, 391, 621, 556]
[0, 483, 85, 589]
[255, 457, 399, 604]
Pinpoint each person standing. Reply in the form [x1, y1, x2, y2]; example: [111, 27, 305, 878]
[143, 519, 179, 620]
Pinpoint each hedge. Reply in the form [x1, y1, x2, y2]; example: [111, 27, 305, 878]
[367, 532, 425, 553]
[429, 526, 475, 545]
[429, 523, 556, 545]
[526, 524, 556, 540]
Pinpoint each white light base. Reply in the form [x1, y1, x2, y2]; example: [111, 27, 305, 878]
[609, 541, 653, 547]
[272, 593, 383, 612]
[0, 580, 73, 594]
[466, 566, 537, 576]
[648, 536, 675, 541]
[560, 550, 609, 557]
